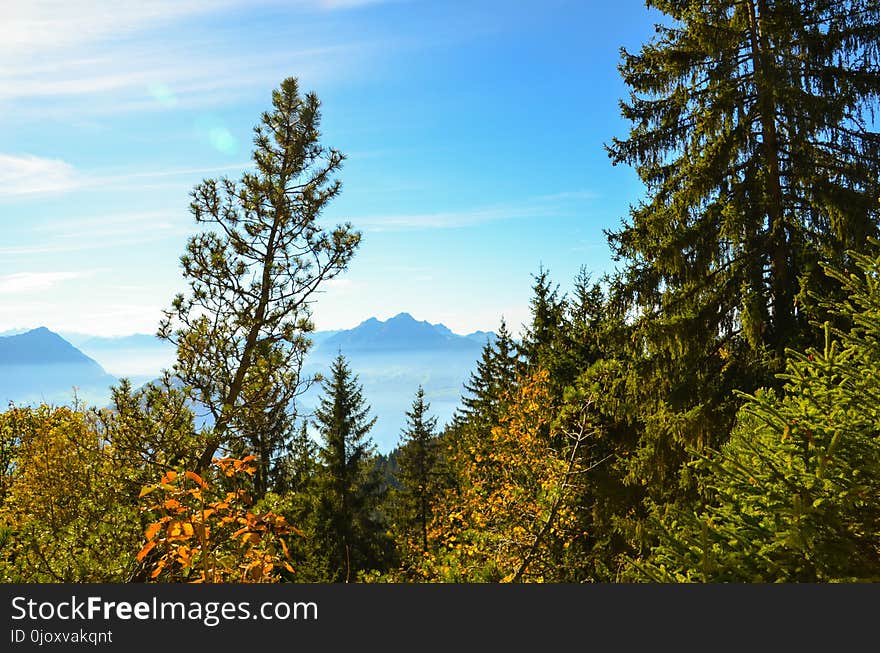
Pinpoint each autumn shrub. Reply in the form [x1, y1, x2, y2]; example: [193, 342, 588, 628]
[136, 455, 300, 583]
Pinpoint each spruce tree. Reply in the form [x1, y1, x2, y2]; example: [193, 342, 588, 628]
[518, 269, 566, 377]
[395, 386, 440, 554]
[312, 354, 390, 581]
[604, 0, 880, 508]
[454, 317, 519, 431]
[639, 246, 880, 582]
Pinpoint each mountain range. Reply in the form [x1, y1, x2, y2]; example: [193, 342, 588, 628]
[0, 327, 117, 407]
[0, 314, 495, 451]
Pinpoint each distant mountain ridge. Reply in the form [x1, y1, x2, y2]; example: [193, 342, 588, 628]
[3, 315, 495, 360]
[317, 312, 491, 353]
[0, 327, 105, 367]
[0, 328, 117, 405]
[0, 316, 497, 451]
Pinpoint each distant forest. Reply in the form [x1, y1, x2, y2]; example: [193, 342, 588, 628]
[2, 0, 879, 582]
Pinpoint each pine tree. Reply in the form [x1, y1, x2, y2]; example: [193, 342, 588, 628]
[312, 354, 391, 581]
[604, 0, 880, 510]
[159, 77, 361, 486]
[395, 386, 440, 555]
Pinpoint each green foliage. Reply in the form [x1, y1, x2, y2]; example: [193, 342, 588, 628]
[310, 354, 393, 581]
[453, 318, 519, 433]
[639, 247, 880, 581]
[391, 387, 443, 561]
[603, 0, 880, 546]
[106, 375, 201, 474]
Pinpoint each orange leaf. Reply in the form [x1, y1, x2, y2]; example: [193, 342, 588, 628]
[184, 470, 209, 489]
[136, 540, 156, 562]
[176, 546, 193, 567]
[145, 523, 161, 541]
[168, 520, 194, 539]
[161, 470, 178, 484]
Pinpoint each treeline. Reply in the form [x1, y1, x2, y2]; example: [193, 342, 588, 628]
[2, 0, 880, 582]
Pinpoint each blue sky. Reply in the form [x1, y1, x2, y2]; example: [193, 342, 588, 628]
[1, 0, 660, 337]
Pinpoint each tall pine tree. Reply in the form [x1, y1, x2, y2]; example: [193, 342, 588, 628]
[605, 0, 880, 509]
[159, 77, 361, 486]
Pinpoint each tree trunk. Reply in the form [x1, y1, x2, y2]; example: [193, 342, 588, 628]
[746, 0, 793, 365]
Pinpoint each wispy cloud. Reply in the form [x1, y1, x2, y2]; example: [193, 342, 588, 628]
[0, 271, 97, 295]
[536, 189, 598, 202]
[38, 211, 186, 239]
[356, 191, 595, 231]
[0, 210, 188, 257]
[0, 298, 167, 337]
[0, 154, 253, 199]
[1, 1, 390, 56]
[0, 1, 396, 117]
[0, 154, 80, 196]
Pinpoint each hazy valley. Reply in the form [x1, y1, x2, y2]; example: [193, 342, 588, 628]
[0, 313, 494, 452]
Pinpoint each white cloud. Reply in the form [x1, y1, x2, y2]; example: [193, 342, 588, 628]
[355, 191, 594, 231]
[536, 189, 598, 202]
[0, 271, 95, 295]
[0, 209, 188, 257]
[0, 1, 394, 116]
[318, 0, 393, 7]
[0, 154, 254, 201]
[0, 154, 79, 196]
[1, 1, 387, 57]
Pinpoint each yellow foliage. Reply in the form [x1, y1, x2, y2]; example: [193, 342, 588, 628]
[419, 369, 591, 582]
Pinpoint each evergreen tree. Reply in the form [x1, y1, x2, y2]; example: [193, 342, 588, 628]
[455, 317, 519, 431]
[395, 386, 440, 555]
[604, 0, 880, 512]
[553, 267, 611, 392]
[639, 245, 880, 582]
[265, 419, 327, 581]
[518, 268, 567, 377]
[272, 419, 317, 496]
[312, 354, 391, 581]
[158, 77, 361, 487]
